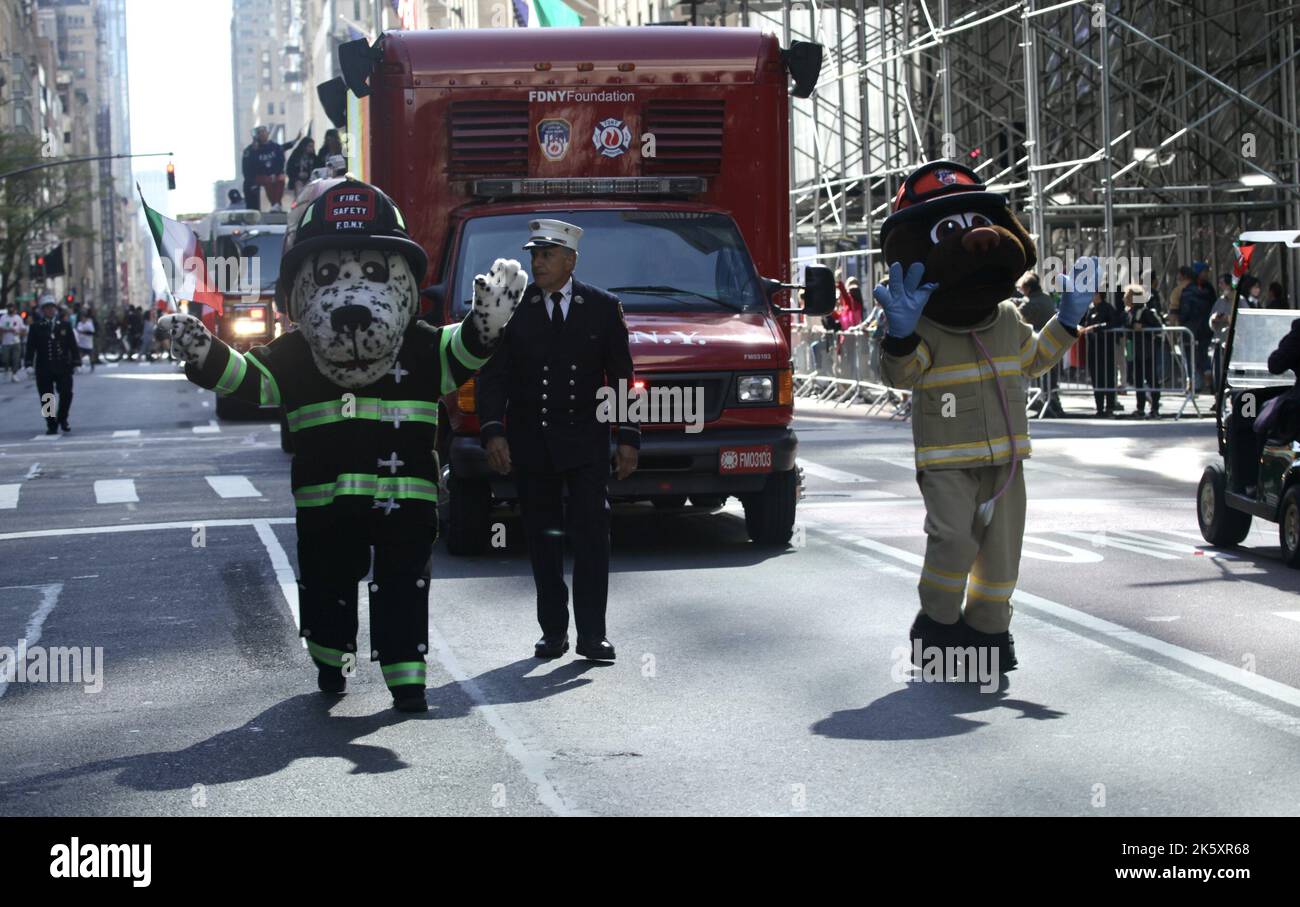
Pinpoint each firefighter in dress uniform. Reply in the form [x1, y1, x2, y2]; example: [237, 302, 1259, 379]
[160, 179, 522, 711]
[476, 219, 639, 661]
[25, 296, 80, 434]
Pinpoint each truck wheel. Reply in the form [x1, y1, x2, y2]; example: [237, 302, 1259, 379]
[1197, 465, 1251, 547]
[446, 473, 491, 556]
[652, 495, 688, 510]
[742, 469, 797, 546]
[689, 494, 727, 509]
[279, 410, 293, 453]
[1279, 486, 1300, 567]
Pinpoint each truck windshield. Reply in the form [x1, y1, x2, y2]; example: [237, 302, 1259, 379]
[215, 230, 282, 292]
[451, 211, 764, 314]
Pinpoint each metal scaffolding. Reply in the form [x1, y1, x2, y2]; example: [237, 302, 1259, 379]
[671, 0, 1300, 303]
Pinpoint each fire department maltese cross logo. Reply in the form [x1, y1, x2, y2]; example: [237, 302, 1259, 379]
[720, 451, 739, 470]
[592, 117, 632, 158]
[935, 168, 958, 185]
[538, 118, 571, 162]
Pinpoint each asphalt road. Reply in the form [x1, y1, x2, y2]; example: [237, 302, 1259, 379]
[1, 359, 1298, 816]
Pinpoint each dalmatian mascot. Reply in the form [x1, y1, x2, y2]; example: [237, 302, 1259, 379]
[160, 178, 524, 712]
[872, 161, 1097, 675]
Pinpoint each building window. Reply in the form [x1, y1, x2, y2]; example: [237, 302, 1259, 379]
[267, 102, 274, 115]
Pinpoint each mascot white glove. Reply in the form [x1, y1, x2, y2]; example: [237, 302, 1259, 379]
[1058, 256, 1100, 329]
[156, 313, 214, 369]
[470, 258, 527, 349]
[873, 261, 938, 338]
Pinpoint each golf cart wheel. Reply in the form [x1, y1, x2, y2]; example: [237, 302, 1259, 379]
[1279, 486, 1300, 568]
[1197, 465, 1251, 547]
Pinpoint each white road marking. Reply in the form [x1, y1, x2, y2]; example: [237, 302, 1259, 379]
[1145, 616, 1182, 622]
[99, 372, 188, 381]
[24, 463, 40, 480]
[826, 531, 1300, 713]
[252, 519, 301, 639]
[93, 479, 138, 504]
[0, 516, 293, 542]
[1274, 612, 1300, 624]
[0, 484, 19, 510]
[0, 583, 63, 701]
[1056, 530, 1181, 560]
[192, 420, 221, 434]
[112, 430, 140, 439]
[1020, 535, 1104, 563]
[799, 460, 877, 483]
[205, 475, 262, 498]
[31, 434, 59, 441]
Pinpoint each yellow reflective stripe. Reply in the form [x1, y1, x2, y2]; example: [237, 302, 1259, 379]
[915, 341, 932, 371]
[920, 568, 967, 591]
[916, 434, 1032, 455]
[917, 358, 1022, 389]
[967, 585, 1014, 603]
[970, 575, 1017, 591]
[245, 353, 281, 406]
[214, 349, 248, 395]
[915, 436, 1033, 467]
[926, 355, 1020, 375]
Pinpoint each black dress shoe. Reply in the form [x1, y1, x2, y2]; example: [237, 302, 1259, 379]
[391, 685, 428, 712]
[907, 612, 966, 670]
[44, 425, 58, 435]
[534, 635, 569, 659]
[59, 421, 70, 432]
[575, 636, 616, 661]
[317, 665, 346, 695]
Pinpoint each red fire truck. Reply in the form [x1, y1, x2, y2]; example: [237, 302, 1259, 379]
[334, 26, 832, 553]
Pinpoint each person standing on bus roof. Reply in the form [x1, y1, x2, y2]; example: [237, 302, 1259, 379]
[477, 219, 640, 662]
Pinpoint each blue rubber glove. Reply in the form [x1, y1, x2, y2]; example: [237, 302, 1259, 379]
[1058, 256, 1100, 329]
[872, 261, 938, 338]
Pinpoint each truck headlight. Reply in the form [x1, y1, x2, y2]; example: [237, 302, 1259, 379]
[233, 319, 265, 336]
[737, 375, 774, 403]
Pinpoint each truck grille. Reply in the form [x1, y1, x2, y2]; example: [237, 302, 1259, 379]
[638, 372, 729, 425]
[642, 100, 725, 175]
[448, 101, 529, 176]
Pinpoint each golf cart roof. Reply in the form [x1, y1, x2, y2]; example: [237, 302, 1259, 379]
[1237, 229, 1300, 247]
[1226, 308, 1297, 387]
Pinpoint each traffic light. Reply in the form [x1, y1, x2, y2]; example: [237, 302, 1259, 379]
[65, 290, 76, 305]
[166, 161, 176, 190]
[34, 255, 45, 280]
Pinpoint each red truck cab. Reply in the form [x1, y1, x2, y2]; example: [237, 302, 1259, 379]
[344, 26, 832, 552]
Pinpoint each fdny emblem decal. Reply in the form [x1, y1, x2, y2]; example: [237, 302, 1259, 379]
[935, 168, 959, 185]
[537, 118, 571, 162]
[592, 117, 632, 159]
[325, 187, 376, 230]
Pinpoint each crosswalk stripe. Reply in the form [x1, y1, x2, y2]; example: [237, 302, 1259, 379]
[193, 420, 221, 434]
[205, 475, 262, 498]
[112, 430, 140, 438]
[0, 484, 20, 509]
[799, 460, 877, 483]
[93, 479, 138, 504]
[1274, 612, 1300, 624]
[1056, 530, 1182, 560]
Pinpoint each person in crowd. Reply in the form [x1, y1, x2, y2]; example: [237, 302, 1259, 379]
[1016, 272, 1065, 417]
[241, 125, 299, 212]
[225, 188, 245, 210]
[1125, 285, 1164, 418]
[315, 129, 344, 171]
[1166, 265, 1194, 327]
[1208, 274, 1236, 402]
[1235, 274, 1260, 309]
[286, 136, 317, 196]
[74, 305, 96, 371]
[137, 308, 155, 362]
[1182, 262, 1216, 393]
[810, 288, 838, 373]
[1265, 281, 1286, 309]
[1, 303, 25, 382]
[125, 304, 143, 359]
[1079, 289, 1124, 416]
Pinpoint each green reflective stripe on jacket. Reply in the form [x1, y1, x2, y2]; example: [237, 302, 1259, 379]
[450, 324, 488, 371]
[286, 397, 439, 432]
[375, 476, 439, 502]
[293, 474, 439, 508]
[306, 640, 347, 667]
[294, 473, 380, 507]
[381, 661, 426, 688]
[214, 349, 248, 395]
[245, 353, 281, 406]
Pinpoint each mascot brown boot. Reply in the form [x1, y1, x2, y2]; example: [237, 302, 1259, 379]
[873, 161, 1095, 677]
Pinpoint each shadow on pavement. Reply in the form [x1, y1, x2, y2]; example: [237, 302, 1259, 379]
[425, 656, 606, 718]
[811, 678, 1066, 741]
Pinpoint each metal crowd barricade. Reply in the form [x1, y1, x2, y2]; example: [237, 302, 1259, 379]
[795, 322, 1201, 421]
[1029, 324, 1200, 419]
[791, 323, 911, 419]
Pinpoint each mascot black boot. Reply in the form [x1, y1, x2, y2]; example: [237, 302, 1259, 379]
[160, 178, 524, 712]
[873, 161, 1096, 676]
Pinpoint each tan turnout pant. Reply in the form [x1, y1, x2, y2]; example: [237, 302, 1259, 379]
[916, 462, 1027, 634]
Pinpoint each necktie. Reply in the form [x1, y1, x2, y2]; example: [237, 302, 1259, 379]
[550, 292, 565, 335]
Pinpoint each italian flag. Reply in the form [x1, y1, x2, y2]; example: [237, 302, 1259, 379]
[138, 185, 224, 315]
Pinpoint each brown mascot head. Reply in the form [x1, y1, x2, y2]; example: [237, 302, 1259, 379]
[879, 161, 1037, 328]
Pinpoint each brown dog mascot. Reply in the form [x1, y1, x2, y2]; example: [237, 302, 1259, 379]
[872, 161, 1096, 675]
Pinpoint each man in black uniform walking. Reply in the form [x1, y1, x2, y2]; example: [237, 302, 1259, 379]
[25, 297, 79, 434]
[477, 219, 639, 661]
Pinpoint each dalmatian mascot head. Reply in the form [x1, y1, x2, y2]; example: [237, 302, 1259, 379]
[275, 179, 428, 389]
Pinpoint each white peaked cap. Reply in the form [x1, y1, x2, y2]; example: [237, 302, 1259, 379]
[522, 218, 583, 252]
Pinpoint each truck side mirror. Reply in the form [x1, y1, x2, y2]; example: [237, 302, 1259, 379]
[339, 38, 376, 98]
[317, 77, 348, 128]
[769, 264, 836, 316]
[781, 41, 824, 100]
